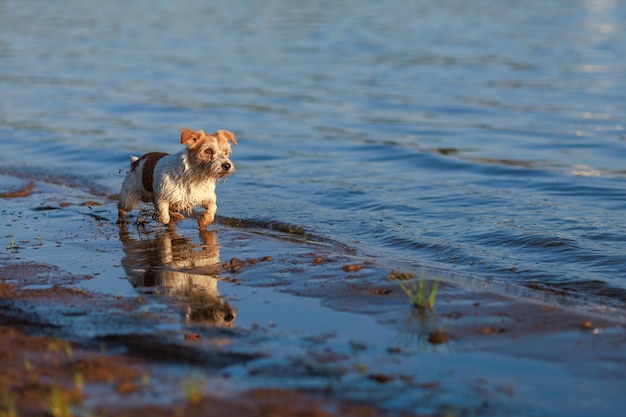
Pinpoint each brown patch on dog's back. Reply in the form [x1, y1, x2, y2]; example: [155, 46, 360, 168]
[132, 152, 168, 193]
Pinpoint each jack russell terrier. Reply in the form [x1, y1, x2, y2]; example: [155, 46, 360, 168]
[117, 128, 237, 229]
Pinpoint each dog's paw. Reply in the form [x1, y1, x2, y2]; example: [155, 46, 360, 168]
[152, 212, 169, 225]
[170, 211, 185, 221]
[198, 212, 214, 230]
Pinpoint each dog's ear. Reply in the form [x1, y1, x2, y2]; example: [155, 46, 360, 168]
[180, 128, 196, 145]
[217, 130, 238, 147]
[180, 129, 205, 145]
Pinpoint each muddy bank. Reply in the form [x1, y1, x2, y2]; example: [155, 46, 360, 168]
[1, 174, 626, 417]
[0, 323, 385, 417]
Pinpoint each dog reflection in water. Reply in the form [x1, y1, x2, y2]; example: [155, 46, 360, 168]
[119, 226, 237, 326]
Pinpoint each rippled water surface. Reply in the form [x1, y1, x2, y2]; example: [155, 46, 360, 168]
[1, 0, 625, 310]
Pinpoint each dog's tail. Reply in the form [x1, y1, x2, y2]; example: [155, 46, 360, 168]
[129, 155, 139, 167]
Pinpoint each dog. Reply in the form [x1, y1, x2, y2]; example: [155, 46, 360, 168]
[117, 128, 237, 229]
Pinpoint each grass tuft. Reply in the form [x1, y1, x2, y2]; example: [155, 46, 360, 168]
[73, 372, 84, 395]
[46, 384, 73, 417]
[0, 395, 17, 417]
[181, 374, 205, 406]
[48, 339, 73, 360]
[5, 236, 18, 252]
[23, 353, 32, 372]
[398, 277, 439, 310]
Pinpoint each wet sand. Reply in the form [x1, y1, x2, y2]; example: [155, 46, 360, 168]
[1, 173, 626, 417]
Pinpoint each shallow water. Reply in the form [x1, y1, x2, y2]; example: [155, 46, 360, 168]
[1, 0, 626, 311]
[3, 181, 625, 416]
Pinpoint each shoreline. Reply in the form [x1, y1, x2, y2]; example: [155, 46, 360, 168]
[1, 173, 626, 416]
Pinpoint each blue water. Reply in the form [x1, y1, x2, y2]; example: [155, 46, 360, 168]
[1, 0, 625, 310]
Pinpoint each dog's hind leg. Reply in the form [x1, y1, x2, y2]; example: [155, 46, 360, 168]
[116, 207, 128, 224]
[117, 194, 139, 224]
[168, 203, 185, 221]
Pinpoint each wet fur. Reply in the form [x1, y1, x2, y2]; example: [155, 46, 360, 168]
[117, 129, 237, 229]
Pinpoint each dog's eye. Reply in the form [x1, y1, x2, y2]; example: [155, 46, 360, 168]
[205, 148, 214, 157]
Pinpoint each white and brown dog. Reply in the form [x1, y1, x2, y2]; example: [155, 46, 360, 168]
[117, 128, 237, 229]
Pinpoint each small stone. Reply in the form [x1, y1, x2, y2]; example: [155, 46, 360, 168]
[481, 327, 507, 334]
[343, 264, 362, 272]
[367, 374, 394, 384]
[116, 380, 137, 395]
[580, 320, 594, 329]
[428, 331, 450, 344]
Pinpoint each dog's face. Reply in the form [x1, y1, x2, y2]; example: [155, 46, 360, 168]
[180, 129, 238, 179]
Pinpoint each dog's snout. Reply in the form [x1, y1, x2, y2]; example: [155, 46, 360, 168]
[221, 162, 232, 171]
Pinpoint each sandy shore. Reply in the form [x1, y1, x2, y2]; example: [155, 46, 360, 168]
[1, 173, 625, 417]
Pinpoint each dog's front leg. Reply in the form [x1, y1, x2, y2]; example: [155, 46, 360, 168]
[156, 201, 171, 225]
[199, 200, 217, 229]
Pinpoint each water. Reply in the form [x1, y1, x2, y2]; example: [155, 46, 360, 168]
[1, 0, 625, 311]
